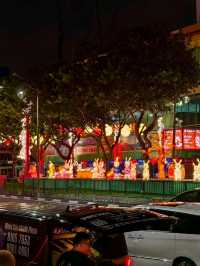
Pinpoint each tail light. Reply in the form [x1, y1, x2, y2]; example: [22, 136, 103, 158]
[124, 256, 134, 266]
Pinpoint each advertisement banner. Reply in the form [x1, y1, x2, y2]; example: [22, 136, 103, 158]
[163, 128, 200, 150]
[0, 220, 48, 266]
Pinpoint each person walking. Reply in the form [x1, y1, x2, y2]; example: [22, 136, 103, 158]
[56, 232, 96, 266]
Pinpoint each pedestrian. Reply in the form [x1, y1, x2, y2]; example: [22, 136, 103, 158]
[56, 232, 96, 266]
[0, 250, 15, 266]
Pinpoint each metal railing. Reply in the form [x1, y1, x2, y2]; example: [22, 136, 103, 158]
[20, 178, 200, 196]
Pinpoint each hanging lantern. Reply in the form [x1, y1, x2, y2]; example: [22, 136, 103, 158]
[74, 128, 84, 137]
[93, 127, 102, 137]
[85, 126, 93, 134]
[105, 124, 113, 136]
[121, 124, 131, 137]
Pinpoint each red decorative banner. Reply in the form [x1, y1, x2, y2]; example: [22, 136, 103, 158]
[163, 128, 200, 150]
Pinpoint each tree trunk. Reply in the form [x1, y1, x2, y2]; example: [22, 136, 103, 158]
[133, 111, 158, 160]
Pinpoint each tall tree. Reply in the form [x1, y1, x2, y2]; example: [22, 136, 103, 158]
[57, 25, 200, 160]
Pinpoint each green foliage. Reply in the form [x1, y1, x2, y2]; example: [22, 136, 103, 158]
[1, 25, 199, 163]
[50, 26, 200, 158]
[0, 76, 25, 140]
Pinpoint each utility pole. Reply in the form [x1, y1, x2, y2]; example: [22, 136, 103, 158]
[172, 98, 176, 158]
[196, 0, 200, 23]
[36, 93, 40, 194]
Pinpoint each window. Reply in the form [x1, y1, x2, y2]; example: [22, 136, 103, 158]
[172, 191, 200, 202]
[188, 103, 197, 113]
[149, 209, 200, 234]
[172, 214, 200, 234]
[142, 218, 175, 232]
[94, 233, 128, 260]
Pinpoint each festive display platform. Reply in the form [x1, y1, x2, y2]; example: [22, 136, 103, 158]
[24, 178, 200, 196]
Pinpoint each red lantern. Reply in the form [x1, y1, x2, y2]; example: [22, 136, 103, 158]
[74, 128, 84, 137]
[4, 139, 12, 146]
[93, 127, 102, 137]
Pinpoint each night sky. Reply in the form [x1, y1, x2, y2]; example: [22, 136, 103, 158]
[0, 0, 197, 74]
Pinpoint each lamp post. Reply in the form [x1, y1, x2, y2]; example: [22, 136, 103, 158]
[36, 93, 40, 194]
[17, 90, 32, 192]
[172, 98, 176, 158]
[14, 73, 41, 194]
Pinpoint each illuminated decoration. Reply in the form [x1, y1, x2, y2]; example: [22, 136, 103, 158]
[85, 126, 93, 134]
[173, 159, 184, 181]
[163, 129, 200, 150]
[31, 135, 44, 145]
[105, 124, 113, 136]
[193, 159, 200, 181]
[92, 159, 105, 179]
[139, 123, 146, 134]
[157, 117, 165, 146]
[54, 159, 74, 179]
[99, 159, 105, 178]
[18, 101, 32, 181]
[73, 128, 84, 137]
[18, 118, 27, 160]
[92, 159, 99, 179]
[114, 157, 121, 179]
[3, 138, 12, 146]
[167, 160, 174, 179]
[29, 163, 37, 178]
[121, 125, 131, 137]
[158, 156, 165, 180]
[65, 159, 73, 178]
[75, 160, 93, 179]
[93, 127, 102, 137]
[48, 161, 55, 178]
[143, 161, 150, 181]
[124, 158, 131, 179]
[130, 160, 137, 180]
[106, 169, 114, 179]
[151, 147, 166, 179]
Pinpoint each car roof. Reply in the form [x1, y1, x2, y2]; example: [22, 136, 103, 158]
[0, 196, 84, 222]
[141, 202, 200, 216]
[0, 196, 172, 233]
[171, 187, 200, 199]
[60, 205, 173, 233]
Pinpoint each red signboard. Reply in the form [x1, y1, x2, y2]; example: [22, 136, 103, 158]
[163, 129, 200, 150]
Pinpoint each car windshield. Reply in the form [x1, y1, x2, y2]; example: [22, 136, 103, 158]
[171, 190, 200, 202]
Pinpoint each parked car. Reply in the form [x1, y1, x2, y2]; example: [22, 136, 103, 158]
[0, 196, 174, 266]
[170, 188, 200, 202]
[129, 203, 200, 266]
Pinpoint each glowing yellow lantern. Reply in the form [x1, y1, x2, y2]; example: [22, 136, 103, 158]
[121, 124, 131, 137]
[139, 123, 146, 134]
[105, 124, 113, 136]
[86, 126, 93, 134]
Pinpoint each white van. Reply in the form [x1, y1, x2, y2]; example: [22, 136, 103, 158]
[126, 203, 200, 266]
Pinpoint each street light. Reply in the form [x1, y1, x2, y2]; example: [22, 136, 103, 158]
[17, 89, 31, 192]
[15, 73, 40, 194]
